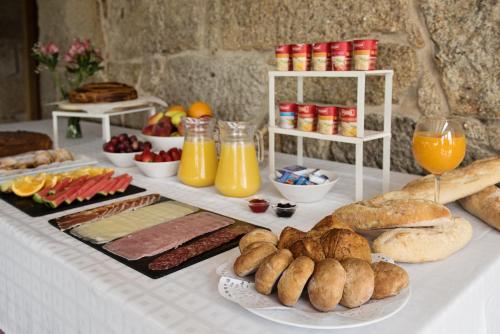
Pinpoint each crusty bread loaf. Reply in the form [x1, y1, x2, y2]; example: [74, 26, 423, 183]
[233, 243, 277, 277]
[277, 226, 306, 249]
[459, 186, 500, 231]
[289, 238, 325, 262]
[373, 156, 500, 204]
[321, 199, 452, 231]
[68, 82, 138, 103]
[340, 258, 374, 308]
[372, 262, 409, 299]
[372, 217, 473, 263]
[239, 229, 278, 253]
[307, 258, 346, 312]
[255, 249, 293, 295]
[277, 256, 315, 306]
[320, 229, 372, 262]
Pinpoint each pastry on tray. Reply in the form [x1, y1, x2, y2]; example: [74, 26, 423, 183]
[0, 131, 53, 158]
[68, 82, 138, 104]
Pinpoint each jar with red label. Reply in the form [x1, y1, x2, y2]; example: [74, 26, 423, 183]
[297, 104, 317, 132]
[330, 41, 352, 71]
[312, 42, 331, 71]
[317, 106, 339, 135]
[279, 102, 298, 129]
[353, 39, 378, 71]
[292, 44, 311, 71]
[339, 107, 357, 137]
[275, 45, 292, 71]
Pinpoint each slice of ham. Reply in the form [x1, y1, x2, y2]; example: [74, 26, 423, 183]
[103, 212, 234, 260]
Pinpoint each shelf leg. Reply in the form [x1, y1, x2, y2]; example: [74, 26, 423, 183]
[52, 114, 59, 149]
[383, 136, 391, 193]
[103, 115, 111, 143]
[297, 136, 304, 165]
[269, 129, 275, 178]
[355, 142, 363, 201]
[356, 73, 366, 138]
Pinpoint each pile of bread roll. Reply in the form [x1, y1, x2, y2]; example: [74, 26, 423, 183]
[234, 228, 409, 312]
[314, 156, 500, 263]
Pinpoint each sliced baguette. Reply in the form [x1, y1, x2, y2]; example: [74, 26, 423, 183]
[372, 217, 473, 263]
[319, 199, 452, 231]
[459, 186, 500, 231]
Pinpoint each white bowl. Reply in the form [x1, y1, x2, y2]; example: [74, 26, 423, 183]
[134, 159, 180, 178]
[270, 170, 339, 203]
[141, 135, 184, 151]
[103, 151, 139, 168]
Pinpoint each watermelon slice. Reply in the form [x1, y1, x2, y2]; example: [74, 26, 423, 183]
[72, 172, 113, 203]
[96, 177, 119, 196]
[79, 173, 114, 201]
[105, 174, 132, 195]
[42, 176, 91, 208]
[115, 174, 132, 192]
[33, 177, 72, 203]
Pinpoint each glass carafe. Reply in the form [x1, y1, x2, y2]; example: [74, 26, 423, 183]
[214, 121, 264, 197]
[178, 117, 218, 187]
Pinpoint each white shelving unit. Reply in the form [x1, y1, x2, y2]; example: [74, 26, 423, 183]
[268, 70, 393, 201]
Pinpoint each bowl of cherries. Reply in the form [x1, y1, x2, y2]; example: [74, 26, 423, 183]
[133, 147, 182, 178]
[103, 133, 151, 168]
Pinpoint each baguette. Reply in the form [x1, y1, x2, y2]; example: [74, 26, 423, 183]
[320, 199, 452, 231]
[372, 217, 473, 263]
[373, 156, 500, 204]
[458, 186, 500, 231]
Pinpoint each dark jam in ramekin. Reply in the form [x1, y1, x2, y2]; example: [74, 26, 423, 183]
[274, 202, 297, 218]
[248, 199, 270, 213]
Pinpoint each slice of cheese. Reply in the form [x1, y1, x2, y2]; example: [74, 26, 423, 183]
[71, 201, 198, 244]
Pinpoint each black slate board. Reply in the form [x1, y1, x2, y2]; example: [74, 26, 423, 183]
[0, 184, 145, 217]
[49, 197, 263, 279]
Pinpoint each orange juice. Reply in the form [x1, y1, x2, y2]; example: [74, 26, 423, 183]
[214, 143, 261, 197]
[178, 139, 218, 187]
[413, 132, 466, 175]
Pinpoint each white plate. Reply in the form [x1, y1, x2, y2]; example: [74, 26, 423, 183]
[0, 154, 98, 182]
[216, 254, 410, 330]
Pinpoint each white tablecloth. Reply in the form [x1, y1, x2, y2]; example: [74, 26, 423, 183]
[0, 120, 499, 334]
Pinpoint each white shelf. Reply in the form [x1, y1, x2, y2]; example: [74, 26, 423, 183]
[269, 70, 393, 78]
[269, 127, 390, 143]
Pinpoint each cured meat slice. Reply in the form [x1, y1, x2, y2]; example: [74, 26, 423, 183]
[71, 201, 198, 244]
[54, 194, 161, 231]
[104, 212, 235, 261]
[149, 223, 257, 271]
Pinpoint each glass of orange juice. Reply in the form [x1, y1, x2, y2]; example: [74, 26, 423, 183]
[412, 117, 466, 203]
[178, 117, 218, 187]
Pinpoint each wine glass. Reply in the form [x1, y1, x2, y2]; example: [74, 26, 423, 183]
[412, 117, 466, 203]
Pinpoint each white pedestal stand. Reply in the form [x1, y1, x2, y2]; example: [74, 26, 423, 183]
[268, 70, 393, 201]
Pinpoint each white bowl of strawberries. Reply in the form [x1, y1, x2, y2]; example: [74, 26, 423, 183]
[133, 148, 182, 178]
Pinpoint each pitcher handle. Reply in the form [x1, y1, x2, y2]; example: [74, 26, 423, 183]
[255, 129, 265, 163]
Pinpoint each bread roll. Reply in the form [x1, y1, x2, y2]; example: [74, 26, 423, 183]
[255, 249, 294, 295]
[311, 215, 353, 233]
[340, 258, 374, 308]
[289, 238, 325, 262]
[459, 186, 500, 230]
[277, 256, 315, 306]
[277, 226, 306, 249]
[239, 229, 278, 253]
[322, 199, 451, 231]
[321, 229, 372, 262]
[372, 262, 409, 299]
[233, 243, 277, 277]
[372, 217, 472, 263]
[241, 241, 274, 254]
[373, 156, 500, 204]
[307, 258, 346, 312]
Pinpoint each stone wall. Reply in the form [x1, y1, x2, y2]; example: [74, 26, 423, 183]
[37, 0, 499, 173]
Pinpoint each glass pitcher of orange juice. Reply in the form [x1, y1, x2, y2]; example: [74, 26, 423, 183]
[214, 121, 264, 197]
[178, 117, 218, 187]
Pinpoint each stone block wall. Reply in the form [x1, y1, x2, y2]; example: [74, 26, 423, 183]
[37, 0, 499, 173]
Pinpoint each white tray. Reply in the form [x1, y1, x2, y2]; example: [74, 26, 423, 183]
[54, 96, 167, 114]
[216, 254, 410, 329]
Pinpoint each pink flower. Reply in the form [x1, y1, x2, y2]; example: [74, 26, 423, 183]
[39, 42, 59, 55]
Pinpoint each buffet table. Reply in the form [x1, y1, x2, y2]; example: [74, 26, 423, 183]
[0, 120, 499, 334]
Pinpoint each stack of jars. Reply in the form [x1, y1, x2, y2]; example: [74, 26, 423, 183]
[279, 102, 358, 137]
[275, 39, 378, 71]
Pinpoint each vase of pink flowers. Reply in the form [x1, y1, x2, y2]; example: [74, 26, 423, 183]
[32, 38, 103, 138]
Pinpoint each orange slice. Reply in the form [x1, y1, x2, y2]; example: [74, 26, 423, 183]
[12, 175, 46, 197]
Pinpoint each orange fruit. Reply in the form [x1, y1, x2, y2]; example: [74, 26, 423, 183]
[12, 174, 46, 197]
[188, 101, 213, 118]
